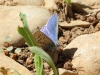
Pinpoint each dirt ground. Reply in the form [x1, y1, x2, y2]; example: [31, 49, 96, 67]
[2, 1, 100, 75]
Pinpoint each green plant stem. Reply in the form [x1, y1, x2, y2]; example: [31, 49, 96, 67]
[18, 13, 44, 75]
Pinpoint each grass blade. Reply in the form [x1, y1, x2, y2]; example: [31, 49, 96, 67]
[18, 13, 44, 75]
[30, 46, 58, 75]
[18, 13, 38, 46]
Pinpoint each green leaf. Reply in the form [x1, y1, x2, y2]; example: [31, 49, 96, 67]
[64, 0, 71, 5]
[18, 13, 38, 46]
[15, 48, 21, 54]
[30, 46, 58, 75]
[34, 54, 44, 75]
[18, 12, 44, 75]
[7, 46, 13, 51]
[0, 48, 4, 52]
[5, 36, 12, 42]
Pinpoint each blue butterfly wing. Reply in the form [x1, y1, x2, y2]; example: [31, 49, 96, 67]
[40, 14, 58, 45]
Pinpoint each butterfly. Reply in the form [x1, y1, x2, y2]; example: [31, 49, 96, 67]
[33, 14, 58, 50]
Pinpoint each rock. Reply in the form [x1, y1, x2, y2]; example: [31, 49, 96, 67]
[72, 0, 100, 15]
[0, 0, 58, 10]
[63, 31, 100, 75]
[59, 20, 90, 28]
[13, 0, 43, 6]
[95, 23, 100, 31]
[54, 0, 63, 3]
[0, 72, 3, 75]
[0, 53, 32, 75]
[43, 0, 58, 10]
[0, 0, 43, 6]
[71, 3, 88, 15]
[95, 10, 100, 19]
[58, 68, 77, 75]
[63, 60, 73, 70]
[50, 68, 77, 75]
[72, 0, 100, 8]
[43, 62, 50, 69]
[0, 6, 51, 47]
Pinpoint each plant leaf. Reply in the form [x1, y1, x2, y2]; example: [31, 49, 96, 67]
[30, 46, 58, 75]
[18, 13, 38, 46]
[18, 12, 44, 75]
[34, 54, 44, 75]
[15, 48, 21, 54]
[64, 0, 71, 5]
[7, 46, 13, 51]
[5, 36, 12, 42]
[0, 48, 4, 52]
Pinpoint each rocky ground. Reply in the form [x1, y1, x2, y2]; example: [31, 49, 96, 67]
[0, 0, 100, 75]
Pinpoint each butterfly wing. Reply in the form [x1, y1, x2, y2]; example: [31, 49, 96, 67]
[33, 30, 55, 50]
[40, 14, 58, 45]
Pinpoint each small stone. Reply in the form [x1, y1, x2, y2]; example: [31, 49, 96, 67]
[43, 62, 50, 69]
[26, 57, 33, 65]
[96, 11, 100, 19]
[43, 0, 58, 10]
[59, 20, 90, 28]
[0, 0, 43, 6]
[63, 60, 73, 70]
[50, 68, 77, 75]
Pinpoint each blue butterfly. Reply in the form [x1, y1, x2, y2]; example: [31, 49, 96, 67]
[40, 14, 58, 45]
[33, 14, 58, 49]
